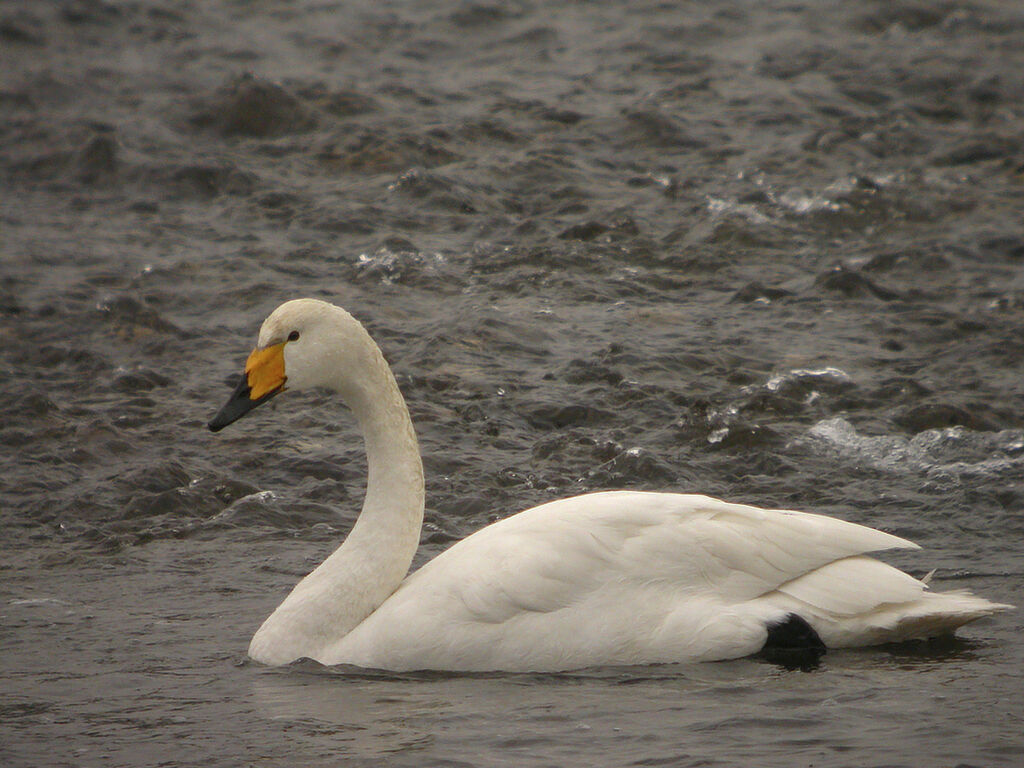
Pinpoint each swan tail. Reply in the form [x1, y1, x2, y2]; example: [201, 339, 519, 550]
[823, 589, 1014, 648]
[758, 555, 1013, 648]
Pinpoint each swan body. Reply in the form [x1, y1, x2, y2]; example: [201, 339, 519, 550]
[209, 299, 1011, 671]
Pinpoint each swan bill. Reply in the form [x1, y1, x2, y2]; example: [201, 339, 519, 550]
[208, 343, 287, 432]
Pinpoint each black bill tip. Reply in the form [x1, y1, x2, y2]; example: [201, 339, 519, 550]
[208, 373, 281, 432]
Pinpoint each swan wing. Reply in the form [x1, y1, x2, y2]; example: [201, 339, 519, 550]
[428, 490, 916, 618]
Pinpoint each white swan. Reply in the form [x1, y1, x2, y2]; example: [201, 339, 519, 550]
[209, 298, 1011, 671]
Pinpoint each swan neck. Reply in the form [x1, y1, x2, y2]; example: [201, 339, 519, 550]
[248, 332, 425, 666]
[347, 354, 424, 543]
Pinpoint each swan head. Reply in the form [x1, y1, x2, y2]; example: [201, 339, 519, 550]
[208, 298, 374, 432]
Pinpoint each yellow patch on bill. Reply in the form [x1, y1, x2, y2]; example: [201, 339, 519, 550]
[245, 343, 287, 400]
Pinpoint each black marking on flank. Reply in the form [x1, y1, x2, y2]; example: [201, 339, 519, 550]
[764, 613, 826, 651]
[758, 613, 827, 671]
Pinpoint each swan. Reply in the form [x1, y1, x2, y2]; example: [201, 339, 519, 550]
[208, 298, 1011, 671]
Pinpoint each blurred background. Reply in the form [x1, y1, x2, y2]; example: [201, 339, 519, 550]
[2, 1, 1023, 766]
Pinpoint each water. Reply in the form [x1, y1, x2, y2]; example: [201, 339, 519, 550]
[3, 0, 1024, 765]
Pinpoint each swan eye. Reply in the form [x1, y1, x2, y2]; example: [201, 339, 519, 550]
[288, 330, 300, 342]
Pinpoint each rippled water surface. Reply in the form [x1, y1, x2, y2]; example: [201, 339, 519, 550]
[3, 1, 1024, 766]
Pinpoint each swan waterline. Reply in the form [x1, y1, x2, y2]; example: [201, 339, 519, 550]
[208, 298, 1011, 671]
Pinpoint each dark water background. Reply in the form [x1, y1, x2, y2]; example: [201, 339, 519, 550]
[3, 1, 1024, 766]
